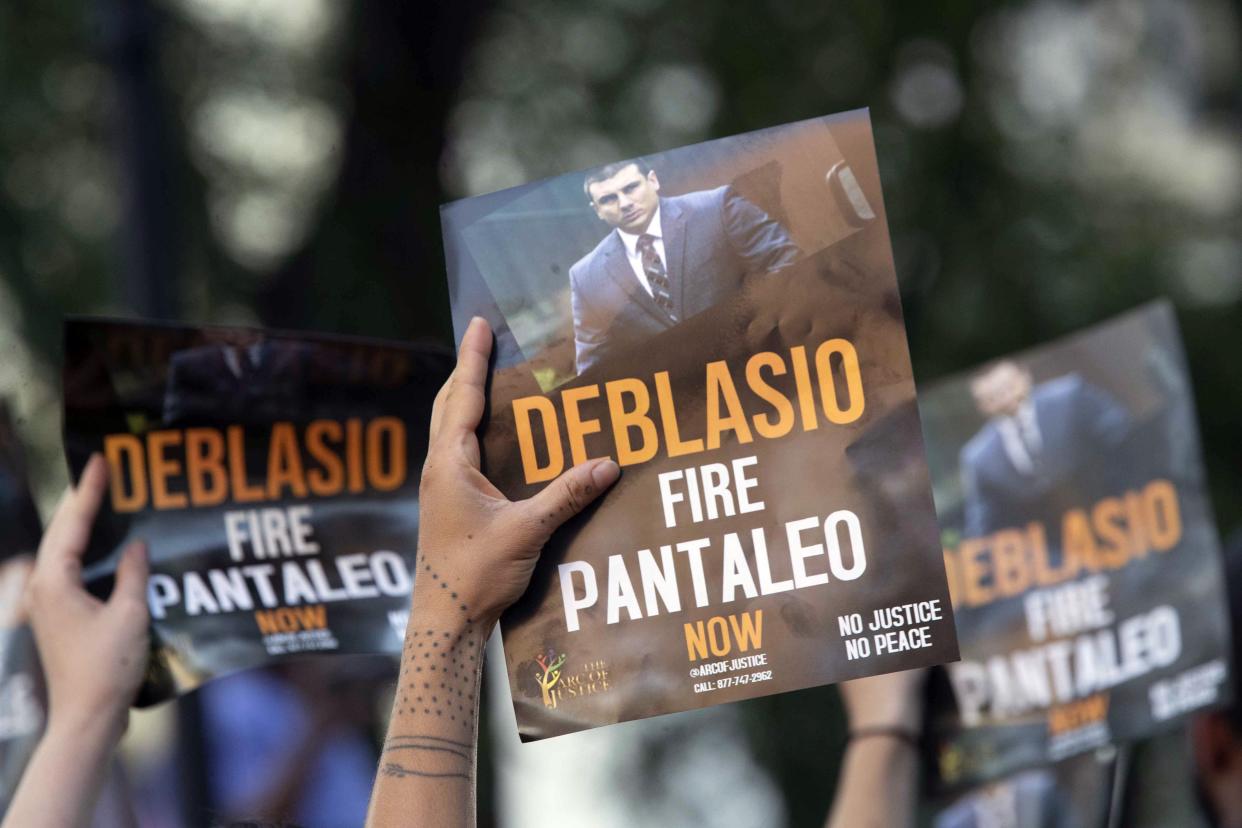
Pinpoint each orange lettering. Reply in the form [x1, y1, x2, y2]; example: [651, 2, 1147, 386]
[104, 434, 147, 512]
[185, 428, 227, 506]
[267, 423, 308, 499]
[148, 430, 187, 509]
[705, 361, 753, 450]
[606, 378, 658, 466]
[306, 420, 344, 495]
[228, 425, 265, 503]
[367, 417, 406, 491]
[746, 351, 794, 439]
[814, 339, 865, 424]
[654, 371, 704, 457]
[561, 385, 601, 466]
[513, 397, 563, 484]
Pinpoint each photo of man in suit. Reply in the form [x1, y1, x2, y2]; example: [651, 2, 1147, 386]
[569, 158, 801, 374]
[960, 360, 1132, 537]
[162, 339, 312, 426]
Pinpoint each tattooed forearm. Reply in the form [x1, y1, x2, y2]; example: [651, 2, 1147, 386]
[378, 558, 488, 788]
[378, 734, 473, 782]
[381, 763, 471, 781]
[392, 560, 486, 727]
[385, 735, 471, 761]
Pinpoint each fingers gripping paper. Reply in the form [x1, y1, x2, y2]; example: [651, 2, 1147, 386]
[440, 110, 961, 740]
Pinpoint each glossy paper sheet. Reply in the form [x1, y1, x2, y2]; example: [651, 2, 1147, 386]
[920, 301, 1231, 791]
[442, 110, 960, 740]
[931, 749, 1115, 828]
[63, 319, 451, 703]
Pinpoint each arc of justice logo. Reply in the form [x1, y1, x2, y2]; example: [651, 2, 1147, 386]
[534, 648, 566, 707]
[529, 646, 613, 709]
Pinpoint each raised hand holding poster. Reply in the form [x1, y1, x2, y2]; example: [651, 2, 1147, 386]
[441, 110, 961, 740]
[63, 319, 452, 703]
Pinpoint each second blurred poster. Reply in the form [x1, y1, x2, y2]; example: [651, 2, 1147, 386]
[921, 300, 1232, 793]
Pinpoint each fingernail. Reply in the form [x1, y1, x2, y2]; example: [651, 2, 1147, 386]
[591, 459, 620, 488]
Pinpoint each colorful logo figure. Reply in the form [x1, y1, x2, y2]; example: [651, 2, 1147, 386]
[534, 647, 567, 708]
[939, 743, 964, 784]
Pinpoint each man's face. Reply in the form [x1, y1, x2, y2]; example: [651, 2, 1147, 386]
[588, 164, 660, 234]
[970, 361, 1033, 418]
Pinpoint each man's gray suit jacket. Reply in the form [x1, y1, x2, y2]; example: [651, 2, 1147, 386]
[959, 374, 1131, 538]
[569, 185, 800, 374]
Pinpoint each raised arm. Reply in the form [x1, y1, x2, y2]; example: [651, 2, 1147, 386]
[824, 669, 926, 828]
[4, 456, 149, 828]
[365, 317, 619, 827]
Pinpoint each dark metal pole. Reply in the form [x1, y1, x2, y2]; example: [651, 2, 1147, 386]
[98, 0, 198, 821]
[98, 0, 177, 318]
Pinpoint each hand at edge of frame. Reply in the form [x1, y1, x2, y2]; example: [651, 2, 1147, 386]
[25, 455, 149, 742]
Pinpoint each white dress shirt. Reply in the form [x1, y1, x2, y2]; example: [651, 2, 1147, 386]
[221, 343, 265, 378]
[996, 400, 1043, 475]
[616, 208, 666, 297]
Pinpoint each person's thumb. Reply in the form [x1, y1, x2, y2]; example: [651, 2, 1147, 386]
[519, 458, 620, 542]
[108, 540, 149, 616]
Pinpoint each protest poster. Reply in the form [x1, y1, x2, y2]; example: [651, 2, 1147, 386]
[62, 319, 452, 703]
[441, 110, 960, 740]
[931, 749, 1115, 828]
[921, 301, 1231, 790]
[0, 402, 46, 813]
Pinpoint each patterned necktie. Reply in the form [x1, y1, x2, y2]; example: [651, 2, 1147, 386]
[1016, 406, 1042, 471]
[636, 233, 677, 322]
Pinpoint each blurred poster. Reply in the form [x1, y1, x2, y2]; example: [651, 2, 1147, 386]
[62, 319, 452, 703]
[921, 301, 1231, 790]
[931, 750, 1115, 828]
[0, 402, 46, 814]
[441, 110, 959, 740]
